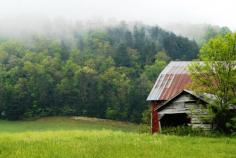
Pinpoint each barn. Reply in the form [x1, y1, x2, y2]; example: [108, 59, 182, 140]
[146, 61, 210, 133]
[147, 61, 236, 134]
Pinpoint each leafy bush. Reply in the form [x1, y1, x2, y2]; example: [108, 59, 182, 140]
[141, 107, 151, 124]
[226, 116, 236, 135]
[137, 124, 151, 134]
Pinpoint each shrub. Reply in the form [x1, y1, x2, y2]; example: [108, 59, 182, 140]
[141, 107, 151, 124]
[137, 124, 151, 134]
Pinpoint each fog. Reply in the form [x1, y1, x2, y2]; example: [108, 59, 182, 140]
[0, 0, 235, 37]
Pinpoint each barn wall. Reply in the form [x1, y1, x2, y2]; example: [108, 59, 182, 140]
[159, 94, 193, 115]
[186, 102, 211, 130]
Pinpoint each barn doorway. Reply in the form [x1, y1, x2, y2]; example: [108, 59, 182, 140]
[160, 113, 190, 127]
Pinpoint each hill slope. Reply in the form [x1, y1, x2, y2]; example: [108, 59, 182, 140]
[0, 117, 140, 133]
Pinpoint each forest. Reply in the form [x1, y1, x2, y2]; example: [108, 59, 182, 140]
[0, 22, 229, 122]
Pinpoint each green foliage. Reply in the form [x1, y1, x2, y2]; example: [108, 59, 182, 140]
[189, 33, 236, 133]
[137, 124, 151, 133]
[226, 116, 236, 135]
[141, 107, 151, 124]
[142, 51, 168, 82]
[0, 23, 199, 122]
[202, 26, 231, 45]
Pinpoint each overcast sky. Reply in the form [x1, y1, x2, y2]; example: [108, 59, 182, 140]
[0, 0, 235, 30]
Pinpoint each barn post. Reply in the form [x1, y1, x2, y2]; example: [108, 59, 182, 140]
[151, 101, 160, 134]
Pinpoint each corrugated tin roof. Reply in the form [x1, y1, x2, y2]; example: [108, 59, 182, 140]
[147, 61, 192, 101]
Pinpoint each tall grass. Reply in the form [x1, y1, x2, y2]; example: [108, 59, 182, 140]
[0, 117, 235, 158]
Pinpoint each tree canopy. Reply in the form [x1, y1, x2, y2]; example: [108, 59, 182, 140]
[189, 33, 236, 133]
[0, 23, 199, 122]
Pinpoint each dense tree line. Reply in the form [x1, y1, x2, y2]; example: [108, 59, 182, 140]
[0, 23, 199, 122]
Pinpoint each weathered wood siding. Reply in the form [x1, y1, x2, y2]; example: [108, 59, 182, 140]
[159, 93, 211, 130]
[159, 94, 194, 115]
[186, 102, 211, 130]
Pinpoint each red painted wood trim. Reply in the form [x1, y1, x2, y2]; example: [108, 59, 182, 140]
[151, 101, 160, 134]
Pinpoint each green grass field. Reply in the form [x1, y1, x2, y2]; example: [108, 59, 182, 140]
[0, 117, 235, 158]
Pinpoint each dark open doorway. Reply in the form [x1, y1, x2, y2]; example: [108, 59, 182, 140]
[160, 113, 190, 127]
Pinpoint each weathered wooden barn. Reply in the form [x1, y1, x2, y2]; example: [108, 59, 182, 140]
[147, 61, 236, 133]
[147, 61, 210, 133]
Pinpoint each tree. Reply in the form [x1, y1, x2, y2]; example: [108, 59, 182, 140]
[142, 51, 168, 82]
[113, 43, 131, 67]
[189, 33, 236, 133]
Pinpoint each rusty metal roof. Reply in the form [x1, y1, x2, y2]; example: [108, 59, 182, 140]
[147, 61, 192, 101]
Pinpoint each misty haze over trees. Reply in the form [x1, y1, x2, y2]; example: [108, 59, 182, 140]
[164, 23, 231, 46]
[0, 20, 231, 122]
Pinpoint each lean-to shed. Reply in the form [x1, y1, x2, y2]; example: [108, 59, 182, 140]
[157, 89, 212, 130]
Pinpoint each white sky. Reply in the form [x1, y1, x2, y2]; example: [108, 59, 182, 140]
[0, 0, 235, 30]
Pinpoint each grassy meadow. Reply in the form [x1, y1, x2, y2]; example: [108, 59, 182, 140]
[0, 117, 235, 158]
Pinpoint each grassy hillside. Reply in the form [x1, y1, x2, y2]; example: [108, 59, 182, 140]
[0, 117, 235, 158]
[0, 117, 139, 133]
